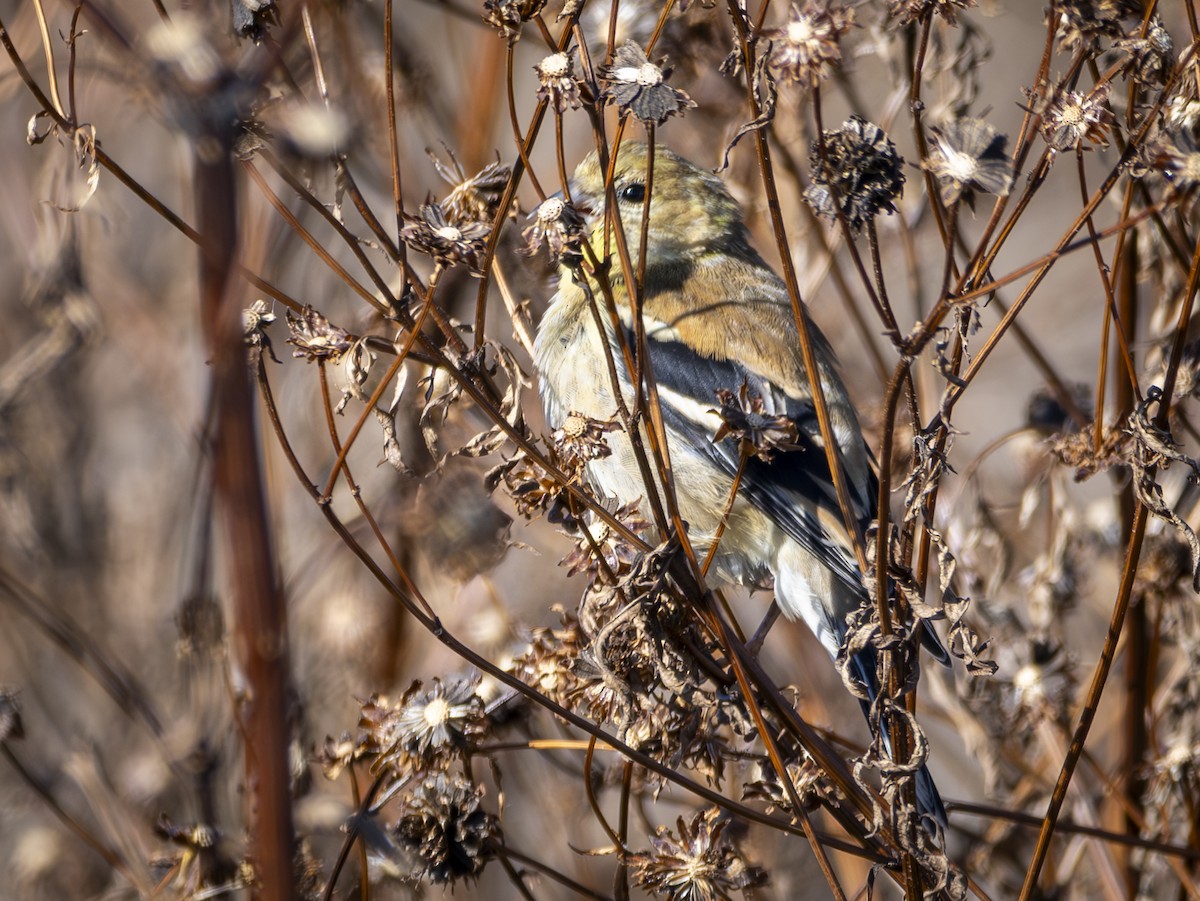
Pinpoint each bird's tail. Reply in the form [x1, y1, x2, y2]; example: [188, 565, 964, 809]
[847, 649, 948, 833]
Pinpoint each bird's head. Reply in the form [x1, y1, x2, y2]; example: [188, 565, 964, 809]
[568, 142, 747, 268]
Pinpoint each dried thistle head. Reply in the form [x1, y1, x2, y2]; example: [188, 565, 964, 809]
[923, 117, 1014, 207]
[763, 2, 853, 88]
[393, 773, 496, 885]
[890, 0, 975, 25]
[710, 382, 800, 462]
[429, 150, 512, 223]
[317, 731, 369, 781]
[508, 611, 587, 705]
[482, 0, 546, 41]
[1146, 128, 1200, 189]
[360, 674, 487, 771]
[628, 807, 765, 900]
[560, 501, 651, 579]
[534, 51, 583, 113]
[1037, 84, 1114, 152]
[410, 470, 513, 582]
[243, 299, 279, 364]
[1052, 0, 1141, 55]
[552, 411, 620, 479]
[400, 202, 491, 274]
[522, 196, 586, 265]
[599, 41, 696, 126]
[806, 116, 905, 230]
[286, 305, 353, 361]
[487, 450, 575, 523]
[742, 756, 827, 815]
[1110, 17, 1173, 85]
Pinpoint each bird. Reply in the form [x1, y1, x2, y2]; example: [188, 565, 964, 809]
[532, 140, 949, 829]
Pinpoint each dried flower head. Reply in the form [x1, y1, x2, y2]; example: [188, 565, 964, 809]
[1038, 85, 1114, 151]
[482, 0, 546, 41]
[1052, 0, 1140, 55]
[286, 305, 353, 361]
[890, 0, 974, 25]
[508, 612, 586, 704]
[1147, 129, 1200, 188]
[552, 412, 620, 479]
[522, 196, 586, 265]
[394, 774, 496, 885]
[487, 450, 573, 523]
[628, 807, 765, 900]
[535, 52, 582, 113]
[763, 3, 853, 88]
[1165, 94, 1200, 135]
[1111, 18, 1173, 85]
[1049, 424, 1126, 480]
[600, 41, 696, 126]
[805, 116, 905, 230]
[711, 382, 800, 462]
[429, 150, 512, 223]
[243, 299, 280, 364]
[409, 469, 513, 582]
[317, 731, 368, 780]
[560, 501, 651, 579]
[360, 675, 486, 769]
[923, 118, 1014, 206]
[742, 756, 827, 815]
[1025, 385, 1092, 435]
[400, 203, 491, 273]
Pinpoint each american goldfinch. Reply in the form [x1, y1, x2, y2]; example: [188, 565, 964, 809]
[533, 141, 949, 827]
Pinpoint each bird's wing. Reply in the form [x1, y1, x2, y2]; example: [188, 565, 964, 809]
[631, 326, 873, 598]
[643, 330, 953, 665]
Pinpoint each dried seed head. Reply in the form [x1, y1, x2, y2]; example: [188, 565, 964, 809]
[628, 808, 765, 901]
[551, 411, 620, 479]
[1111, 18, 1174, 86]
[600, 41, 696, 125]
[890, 0, 975, 25]
[535, 51, 582, 113]
[430, 150, 513, 222]
[360, 675, 487, 769]
[923, 117, 1014, 206]
[1038, 85, 1114, 151]
[286, 306, 353, 361]
[1147, 129, 1200, 188]
[393, 774, 496, 885]
[400, 203, 491, 273]
[522, 196, 586, 264]
[559, 501, 651, 580]
[806, 116, 905, 230]
[763, 3, 852, 87]
[482, 0, 546, 41]
[1052, 0, 1141, 55]
[710, 381, 801, 462]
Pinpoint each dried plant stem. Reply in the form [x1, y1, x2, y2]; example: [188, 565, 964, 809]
[1018, 504, 1150, 900]
[712, 612, 849, 901]
[1022, 229, 1200, 897]
[384, 0, 406, 265]
[195, 120, 294, 901]
[726, 8, 868, 577]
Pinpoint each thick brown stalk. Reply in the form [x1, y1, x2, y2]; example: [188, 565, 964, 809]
[196, 123, 295, 898]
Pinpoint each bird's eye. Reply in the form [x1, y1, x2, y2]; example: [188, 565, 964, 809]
[619, 183, 646, 203]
